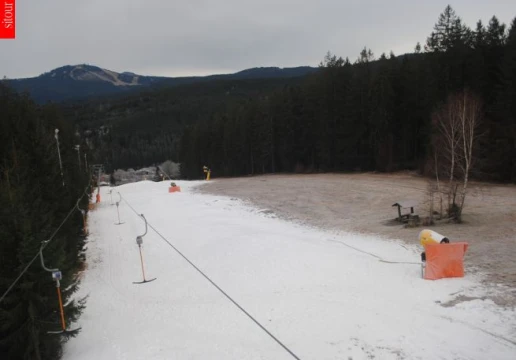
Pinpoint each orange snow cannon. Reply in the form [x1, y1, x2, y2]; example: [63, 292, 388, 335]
[168, 182, 181, 193]
[423, 242, 469, 280]
[419, 229, 468, 280]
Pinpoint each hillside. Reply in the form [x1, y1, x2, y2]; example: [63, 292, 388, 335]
[62, 75, 310, 171]
[5, 64, 318, 103]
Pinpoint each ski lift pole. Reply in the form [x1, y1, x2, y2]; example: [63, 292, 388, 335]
[55, 278, 66, 331]
[133, 214, 156, 284]
[137, 214, 147, 282]
[137, 241, 147, 282]
[76, 199, 87, 235]
[54, 129, 64, 187]
[39, 242, 66, 332]
[115, 192, 124, 225]
[115, 202, 122, 224]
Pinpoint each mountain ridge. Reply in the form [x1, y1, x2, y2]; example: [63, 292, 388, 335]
[5, 64, 318, 103]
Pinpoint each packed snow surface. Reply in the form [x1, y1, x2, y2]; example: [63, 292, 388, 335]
[63, 180, 516, 360]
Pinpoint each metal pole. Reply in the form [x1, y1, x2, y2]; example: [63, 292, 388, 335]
[84, 153, 88, 170]
[138, 246, 146, 282]
[116, 202, 121, 224]
[40, 242, 67, 330]
[133, 214, 156, 284]
[75, 145, 81, 170]
[56, 284, 66, 330]
[76, 199, 87, 235]
[55, 129, 64, 186]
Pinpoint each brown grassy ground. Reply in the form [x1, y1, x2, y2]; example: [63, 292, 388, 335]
[197, 171, 516, 306]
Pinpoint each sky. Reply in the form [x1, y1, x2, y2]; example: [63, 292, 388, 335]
[1, 0, 515, 79]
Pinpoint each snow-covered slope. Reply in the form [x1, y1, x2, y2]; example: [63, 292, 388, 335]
[63, 181, 516, 360]
[47, 64, 153, 86]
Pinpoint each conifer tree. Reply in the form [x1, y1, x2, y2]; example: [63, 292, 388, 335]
[0, 84, 89, 360]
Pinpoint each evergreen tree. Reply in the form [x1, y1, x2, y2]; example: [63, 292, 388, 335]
[0, 84, 89, 360]
[473, 20, 487, 49]
[486, 16, 507, 47]
[426, 5, 460, 52]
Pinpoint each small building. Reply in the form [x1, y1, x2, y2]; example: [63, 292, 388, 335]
[392, 200, 418, 222]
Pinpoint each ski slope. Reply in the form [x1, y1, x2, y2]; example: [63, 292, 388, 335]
[63, 181, 516, 360]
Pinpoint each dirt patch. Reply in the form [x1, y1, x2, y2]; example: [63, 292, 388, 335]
[439, 295, 488, 307]
[197, 172, 516, 306]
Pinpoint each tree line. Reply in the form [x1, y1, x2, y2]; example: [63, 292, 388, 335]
[63, 77, 305, 172]
[0, 84, 91, 359]
[179, 6, 516, 183]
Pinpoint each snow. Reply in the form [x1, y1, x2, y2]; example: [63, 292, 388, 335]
[63, 180, 516, 360]
[68, 65, 141, 86]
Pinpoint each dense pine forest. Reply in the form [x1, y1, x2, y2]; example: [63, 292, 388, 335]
[0, 85, 91, 359]
[58, 6, 516, 183]
[179, 7, 516, 181]
[65, 77, 307, 172]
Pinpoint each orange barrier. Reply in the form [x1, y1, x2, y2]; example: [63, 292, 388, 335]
[169, 186, 181, 193]
[96, 193, 101, 203]
[423, 242, 468, 280]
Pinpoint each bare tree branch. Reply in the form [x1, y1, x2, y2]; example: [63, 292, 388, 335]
[430, 89, 483, 222]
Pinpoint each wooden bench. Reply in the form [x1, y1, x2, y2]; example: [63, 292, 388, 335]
[392, 200, 418, 223]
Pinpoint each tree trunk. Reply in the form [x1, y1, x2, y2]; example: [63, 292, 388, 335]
[29, 302, 42, 360]
[434, 152, 443, 219]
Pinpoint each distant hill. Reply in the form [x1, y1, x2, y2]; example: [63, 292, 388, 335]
[215, 66, 318, 79]
[6, 64, 318, 103]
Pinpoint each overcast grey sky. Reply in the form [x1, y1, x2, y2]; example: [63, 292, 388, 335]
[1, 1, 515, 78]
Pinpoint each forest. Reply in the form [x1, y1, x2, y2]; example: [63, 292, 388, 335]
[58, 6, 516, 183]
[64, 76, 307, 172]
[0, 85, 91, 359]
[179, 7, 516, 182]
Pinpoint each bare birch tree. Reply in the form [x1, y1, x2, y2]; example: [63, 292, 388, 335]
[433, 151, 444, 219]
[432, 95, 461, 216]
[456, 90, 482, 220]
[431, 89, 482, 222]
